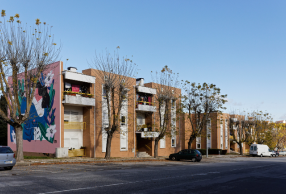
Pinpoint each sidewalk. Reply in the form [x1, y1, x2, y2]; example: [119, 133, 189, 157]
[15, 154, 247, 166]
[15, 156, 168, 166]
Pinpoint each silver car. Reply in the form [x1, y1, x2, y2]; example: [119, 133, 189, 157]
[0, 146, 16, 170]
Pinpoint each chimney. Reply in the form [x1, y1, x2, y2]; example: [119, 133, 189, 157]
[67, 67, 77, 72]
[136, 78, 144, 86]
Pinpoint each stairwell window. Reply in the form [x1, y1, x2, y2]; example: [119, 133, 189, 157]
[171, 99, 175, 109]
[171, 137, 176, 147]
[196, 136, 201, 149]
[121, 116, 126, 125]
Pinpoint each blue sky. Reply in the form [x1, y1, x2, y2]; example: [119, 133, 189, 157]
[1, 0, 286, 121]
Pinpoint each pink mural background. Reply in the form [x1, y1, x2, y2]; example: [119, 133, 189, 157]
[8, 61, 61, 154]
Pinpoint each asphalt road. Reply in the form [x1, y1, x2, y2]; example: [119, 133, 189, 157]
[0, 156, 286, 194]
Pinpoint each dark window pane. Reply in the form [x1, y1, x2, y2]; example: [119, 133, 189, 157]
[0, 147, 13, 153]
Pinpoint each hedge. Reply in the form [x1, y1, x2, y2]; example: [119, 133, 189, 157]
[197, 149, 227, 155]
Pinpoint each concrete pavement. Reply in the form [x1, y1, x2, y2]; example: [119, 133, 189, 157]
[1, 156, 285, 193]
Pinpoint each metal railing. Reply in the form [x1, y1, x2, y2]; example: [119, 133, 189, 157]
[64, 121, 86, 130]
[136, 101, 155, 106]
[63, 91, 93, 97]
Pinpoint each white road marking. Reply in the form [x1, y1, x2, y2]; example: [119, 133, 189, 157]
[38, 171, 222, 194]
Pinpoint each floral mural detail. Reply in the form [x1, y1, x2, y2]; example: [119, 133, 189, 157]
[11, 130, 16, 144]
[46, 125, 56, 140]
[45, 70, 54, 87]
[10, 71, 57, 144]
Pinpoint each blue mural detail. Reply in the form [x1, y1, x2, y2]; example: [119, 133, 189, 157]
[10, 70, 56, 144]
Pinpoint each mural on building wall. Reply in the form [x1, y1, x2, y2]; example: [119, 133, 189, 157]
[10, 70, 57, 144]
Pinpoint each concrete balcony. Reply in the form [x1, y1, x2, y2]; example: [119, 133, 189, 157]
[63, 71, 95, 84]
[136, 104, 156, 112]
[136, 86, 156, 95]
[140, 131, 159, 138]
[63, 95, 95, 106]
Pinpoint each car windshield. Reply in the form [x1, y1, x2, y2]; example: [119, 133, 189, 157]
[0, 147, 14, 153]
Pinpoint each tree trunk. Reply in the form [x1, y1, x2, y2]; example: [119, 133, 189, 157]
[188, 136, 195, 149]
[105, 133, 112, 159]
[239, 143, 243, 155]
[15, 125, 24, 162]
[154, 139, 159, 158]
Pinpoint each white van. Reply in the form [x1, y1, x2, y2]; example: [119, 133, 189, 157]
[249, 144, 272, 157]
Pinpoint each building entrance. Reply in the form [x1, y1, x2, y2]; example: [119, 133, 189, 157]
[136, 133, 152, 156]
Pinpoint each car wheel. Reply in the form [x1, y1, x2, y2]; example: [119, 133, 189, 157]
[4, 166, 13, 170]
[191, 158, 196, 162]
[171, 156, 177, 161]
[260, 154, 263, 157]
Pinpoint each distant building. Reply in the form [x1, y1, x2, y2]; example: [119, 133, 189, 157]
[275, 120, 286, 123]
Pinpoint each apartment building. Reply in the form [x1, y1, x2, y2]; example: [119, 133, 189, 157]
[7, 61, 250, 157]
[7, 62, 183, 157]
[182, 112, 231, 153]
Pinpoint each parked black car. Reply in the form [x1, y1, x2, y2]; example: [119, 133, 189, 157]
[169, 149, 202, 162]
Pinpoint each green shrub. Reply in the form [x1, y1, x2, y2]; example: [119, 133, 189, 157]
[197, 149, 226, 155]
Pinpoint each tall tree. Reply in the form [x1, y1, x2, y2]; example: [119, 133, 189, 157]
[182, 82, 227, 149]
[229, 112, 256, 155]
[0, 10, 60, 161]
[152, 66, 179, 158]
[0, 95, 7, 145]
[91, 48, 136, 159]
[245, 110, 272, 146]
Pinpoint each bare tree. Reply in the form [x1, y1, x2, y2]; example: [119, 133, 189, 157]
[152, 66, 179, 158]
[245, 111, 272, 146]
[229, 112, 256, 155]
[182, 82, 227, 149]
[0, 11, 60, 161]
[91, 48, 136, 159]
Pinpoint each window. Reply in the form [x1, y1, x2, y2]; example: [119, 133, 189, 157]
[171, 137, 176, 147]
[137, 115, 144, 125]
[0, 147, 13, 153]
[171, 99, 175, 109]
[254, 146, 257, 151]
[181, 150, 188, 154]
[220, 122, 223, 149]
[71, 111, 79, 122]
[160, 136, 166, 148]
[171, 139, 175, 147]
[196, 136, 201, 149]
[121, 116, 126, 125]
[103, 88, 107, 98]
[225, 120, 228, 149]
[64, 111, 70, 122]
[250, 146, 253, 151]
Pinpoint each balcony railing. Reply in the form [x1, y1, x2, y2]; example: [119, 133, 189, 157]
[136, 101, 156, 112]
[136, 101, 154, 106]
[63, 91, 93, 98]
[64, 121, 86, 130]
[62, 92, 95, 107]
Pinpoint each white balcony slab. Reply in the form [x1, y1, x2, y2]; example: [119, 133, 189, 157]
[136, 86, 156, 95]
[141, 132, 159, 138]
[136, 104, 156, 112]
[63, 95, 95, 106]
[63, 71, 95, 84]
